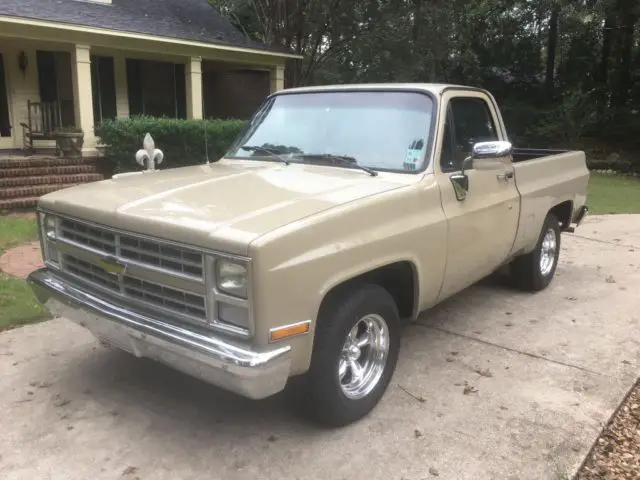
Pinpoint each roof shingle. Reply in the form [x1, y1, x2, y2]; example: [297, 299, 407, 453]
[0, 0, 290, 55]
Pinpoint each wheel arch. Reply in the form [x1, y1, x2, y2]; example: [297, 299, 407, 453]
[549, 200, 574, 230]
[316, 260, 420, 325]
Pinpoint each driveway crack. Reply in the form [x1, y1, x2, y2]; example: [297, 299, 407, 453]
[569, 234, 638, 250]
[417, 324, 614, 379]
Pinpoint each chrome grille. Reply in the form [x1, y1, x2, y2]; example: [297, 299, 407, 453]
[59, 218, 204, 280]
[64, 254, 119, 291]
[60, 218, 116, 254]
[63, 254, 206, 321]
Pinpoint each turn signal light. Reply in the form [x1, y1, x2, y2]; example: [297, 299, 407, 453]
[270, 321, 310, 342]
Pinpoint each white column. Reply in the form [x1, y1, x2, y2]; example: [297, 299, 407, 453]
[71, 44, 96, 152]
[186, 56, 203, 120]
[113, 54, 129, 119]
[270, 64, 285, 93]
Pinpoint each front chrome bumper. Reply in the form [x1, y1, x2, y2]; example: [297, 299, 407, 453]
[27, 268, 292, 400]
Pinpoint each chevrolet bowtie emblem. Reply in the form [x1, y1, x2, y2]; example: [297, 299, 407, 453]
[99, 256, 127, 275]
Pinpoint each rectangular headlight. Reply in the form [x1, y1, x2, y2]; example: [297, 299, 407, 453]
[38, 213, 60, 266]
[215, 259, 248, 298]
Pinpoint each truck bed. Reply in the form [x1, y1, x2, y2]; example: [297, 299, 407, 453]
[512, 148, 570, 163]
[510, 149, 590, 256]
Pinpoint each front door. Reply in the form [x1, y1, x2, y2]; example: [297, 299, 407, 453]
[0, 53, 12, 149]
[435, 92, 520, 301]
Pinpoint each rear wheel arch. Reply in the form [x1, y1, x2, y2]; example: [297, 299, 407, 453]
[549, 200, 573, 229]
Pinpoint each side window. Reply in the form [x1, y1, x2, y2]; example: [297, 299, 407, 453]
[450, 97, 498, 161]
[439, 108, 456, 172]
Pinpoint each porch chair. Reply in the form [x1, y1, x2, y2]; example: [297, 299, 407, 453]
[20, 100, 62, 154]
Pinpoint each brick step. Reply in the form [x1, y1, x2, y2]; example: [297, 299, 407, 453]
[0, 196, 40, 212]
[0, 164, 99, 178]
[0, 173, 104, 188]
[0, 183, 79, 200]
[0, 156, 96, 169]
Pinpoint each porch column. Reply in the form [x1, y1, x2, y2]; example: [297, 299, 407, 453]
[113, 55, 130, 119]
[186, 56, 203, 120]
[71, 44, 97, 151]
[270, 64, 285, 93]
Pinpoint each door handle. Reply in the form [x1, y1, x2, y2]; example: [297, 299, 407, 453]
[497, 171, 514, 181]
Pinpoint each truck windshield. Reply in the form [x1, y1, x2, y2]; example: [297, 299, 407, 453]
[225, 90, 435, 173]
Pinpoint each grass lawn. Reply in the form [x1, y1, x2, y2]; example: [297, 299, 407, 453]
[587, 173, 640, 215]
[0, 213, 38, 254]
[0, 213, 50, 332]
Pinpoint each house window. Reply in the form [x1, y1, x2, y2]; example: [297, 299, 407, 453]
[126, 58, 186, 119]
[202, 67, 270, 120]
[91, 55, 117, 124]
[0, 54, 11, 137]
[35, 50, 76, 128]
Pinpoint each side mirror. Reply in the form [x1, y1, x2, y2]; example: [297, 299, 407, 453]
[472, 140, 513, 159]
[453, 140, 513, 202]
[462, 140, 513, 174]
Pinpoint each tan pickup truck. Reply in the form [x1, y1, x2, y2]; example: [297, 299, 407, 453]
[28, 83, 590, 427]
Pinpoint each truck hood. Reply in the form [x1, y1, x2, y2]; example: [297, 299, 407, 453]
[39, 159, 416, 255]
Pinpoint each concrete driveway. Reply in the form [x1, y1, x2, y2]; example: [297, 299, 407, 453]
[1, 215, 639, 480]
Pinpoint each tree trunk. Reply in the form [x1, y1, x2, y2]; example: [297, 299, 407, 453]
[614, 12, 638, 107]
[545, 3, 560, 98]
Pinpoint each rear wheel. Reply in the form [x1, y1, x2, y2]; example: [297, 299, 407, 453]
[510, 212, 561, 291]
[291, 283, 401, 427]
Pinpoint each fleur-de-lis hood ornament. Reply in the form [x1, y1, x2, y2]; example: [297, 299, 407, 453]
[135, 133, 164, 171]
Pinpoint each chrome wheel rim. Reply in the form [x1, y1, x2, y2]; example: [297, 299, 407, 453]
[540, 228, 557, 276]
[338, 314, 390, 400]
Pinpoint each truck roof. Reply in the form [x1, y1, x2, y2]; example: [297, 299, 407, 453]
[276, 83, 488, 96]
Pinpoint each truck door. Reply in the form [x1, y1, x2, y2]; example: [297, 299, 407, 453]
[435, 91, 520, 300]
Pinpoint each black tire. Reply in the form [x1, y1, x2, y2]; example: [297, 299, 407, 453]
[290, 283, 401, 428]
[510, 212, 561, 291]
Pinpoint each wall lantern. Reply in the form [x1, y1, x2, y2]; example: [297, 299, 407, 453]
[18, 51, 28, 78]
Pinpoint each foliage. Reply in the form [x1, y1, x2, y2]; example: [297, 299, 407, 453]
[209, 0, 640, 168]
[95, 116, 247, 174]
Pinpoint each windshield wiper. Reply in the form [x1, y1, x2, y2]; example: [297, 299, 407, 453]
[297, 154, 378, 176]
[239, 145, 290, 165]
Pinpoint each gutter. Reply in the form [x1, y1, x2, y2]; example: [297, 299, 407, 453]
[0, 15, 304, 60]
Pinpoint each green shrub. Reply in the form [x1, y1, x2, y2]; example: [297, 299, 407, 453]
[95, 116, 247, 174]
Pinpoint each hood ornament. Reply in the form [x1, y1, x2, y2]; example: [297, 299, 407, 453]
[135, 133, 164, 171]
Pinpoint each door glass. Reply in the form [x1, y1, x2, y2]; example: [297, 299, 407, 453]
[440, 108, 457, 172]
[449, 97, 498, 163]
[0, 54, 10, 137]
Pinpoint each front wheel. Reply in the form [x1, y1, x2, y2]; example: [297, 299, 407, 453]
[510, 212, 561, 291]
[292, 283, 401, 427]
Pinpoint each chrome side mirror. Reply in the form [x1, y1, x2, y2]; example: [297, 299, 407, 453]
[461, 140, 513, 175]
[472, 141, 513, 159]
[453, 140, 513, 201]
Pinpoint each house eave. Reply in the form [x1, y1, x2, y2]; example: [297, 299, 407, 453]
[0, 14, 303, 61]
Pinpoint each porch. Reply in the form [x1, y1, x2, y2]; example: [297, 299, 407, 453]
[0, 38, 286, 156]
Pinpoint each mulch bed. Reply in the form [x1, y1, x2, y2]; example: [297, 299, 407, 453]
[575, 379, 640, 479]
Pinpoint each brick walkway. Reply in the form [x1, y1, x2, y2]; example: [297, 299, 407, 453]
[0, 241, 43, 279]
